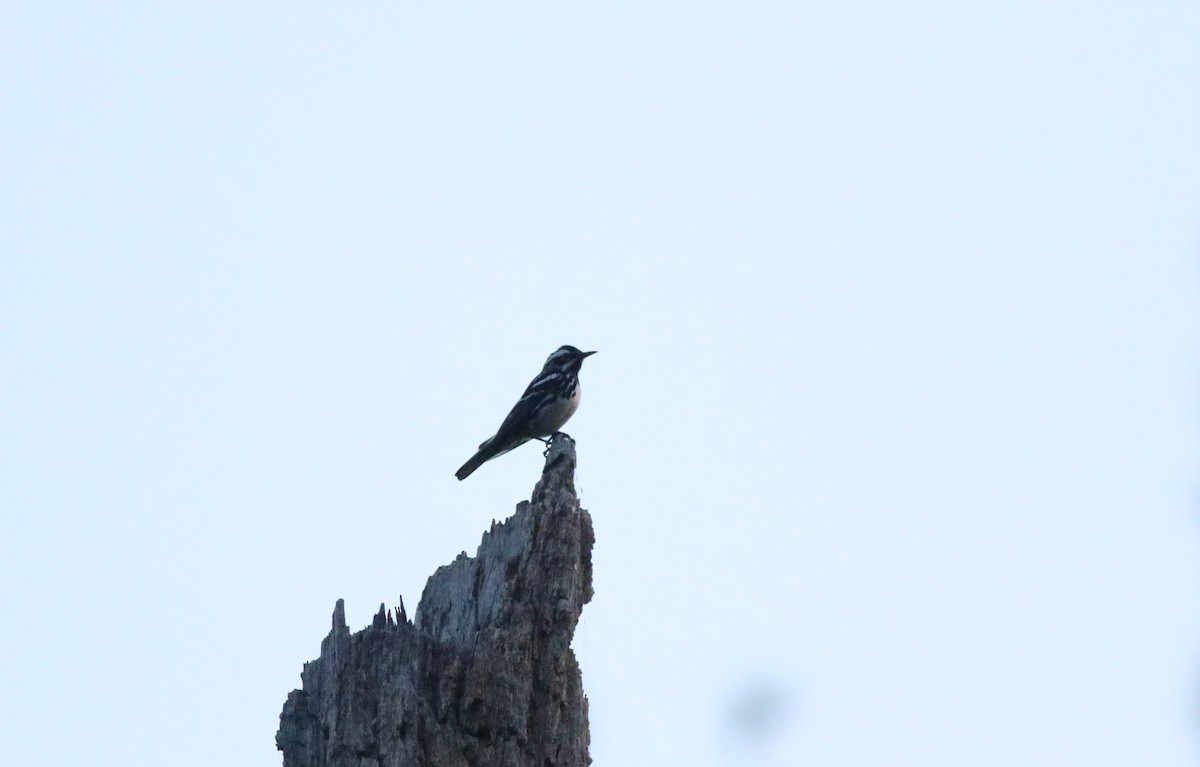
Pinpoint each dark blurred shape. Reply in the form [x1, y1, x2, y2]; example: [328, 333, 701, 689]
[727, 677, 793, 745]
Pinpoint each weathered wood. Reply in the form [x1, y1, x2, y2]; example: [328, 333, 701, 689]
[277, 437, 593, 767]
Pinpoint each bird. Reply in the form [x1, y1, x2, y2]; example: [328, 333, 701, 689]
[456, 345, 597, 480]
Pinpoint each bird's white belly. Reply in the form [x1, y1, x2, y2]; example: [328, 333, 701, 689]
[530, 382, 581, 436]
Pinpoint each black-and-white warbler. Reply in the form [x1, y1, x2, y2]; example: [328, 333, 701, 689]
[455, 345, 597, 480]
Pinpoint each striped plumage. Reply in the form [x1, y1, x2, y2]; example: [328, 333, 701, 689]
[455, 345, 597, 480]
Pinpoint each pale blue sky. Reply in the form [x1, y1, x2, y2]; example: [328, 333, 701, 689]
[3, 3, 1199, 765]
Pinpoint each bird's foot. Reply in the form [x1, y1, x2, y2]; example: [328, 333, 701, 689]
[540, 431, 574, 456]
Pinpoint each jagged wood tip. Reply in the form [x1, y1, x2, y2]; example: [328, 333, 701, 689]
[277, 435, 593, 767]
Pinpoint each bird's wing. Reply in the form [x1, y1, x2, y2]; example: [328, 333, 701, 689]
[483, 371, 559, 451]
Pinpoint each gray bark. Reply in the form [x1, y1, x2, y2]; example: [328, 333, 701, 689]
[276, 436, 594, 767]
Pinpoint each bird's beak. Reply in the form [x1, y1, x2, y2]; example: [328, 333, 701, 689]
[582, 350, 598, 357]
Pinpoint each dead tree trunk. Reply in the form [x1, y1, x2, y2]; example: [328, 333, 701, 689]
[276, 437, 594, 767]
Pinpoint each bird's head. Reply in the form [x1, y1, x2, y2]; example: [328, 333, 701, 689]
[543, 345, 597, 373]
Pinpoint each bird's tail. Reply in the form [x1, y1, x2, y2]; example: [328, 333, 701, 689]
[455, 435, 529, 480]
[456, 432, 499, 480]
[455, 449, 490, 481]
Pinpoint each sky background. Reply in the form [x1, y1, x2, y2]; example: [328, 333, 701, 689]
[3, 2, 1199, 765]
